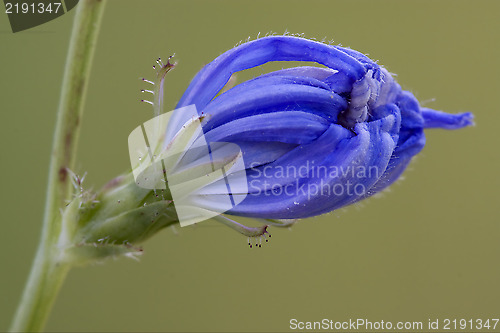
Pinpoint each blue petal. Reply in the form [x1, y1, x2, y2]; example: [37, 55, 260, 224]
[396, 91, 425, 130]
[243, 123, 353, 194]
[204, 111, 330, 145]
[188, 114, 397, 218]
[166, 37, 372, 140]
[367, 129, 426, 195]
[421, 108, 474, 129]
[261, 66, 338, 81]
[178, 36, 368, 110]
[200, 75, 347, 131]
[161, 36, 474, 220]
[233, 141, 298, 169]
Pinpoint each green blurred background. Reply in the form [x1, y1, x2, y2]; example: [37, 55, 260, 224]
[1, 0, 499, 332]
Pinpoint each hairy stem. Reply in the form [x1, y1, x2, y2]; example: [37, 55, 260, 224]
[10, 1, 106, 331]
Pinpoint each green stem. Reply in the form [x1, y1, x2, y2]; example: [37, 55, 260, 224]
[10, 1, 106, 331]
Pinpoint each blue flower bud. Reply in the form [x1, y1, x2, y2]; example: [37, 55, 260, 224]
[167, 36, 473, 219]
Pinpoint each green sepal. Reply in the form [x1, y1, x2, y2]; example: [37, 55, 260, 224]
[63, 242, 143, 266]
[76, 199, 178, 245]
[57, 171, 179, 265]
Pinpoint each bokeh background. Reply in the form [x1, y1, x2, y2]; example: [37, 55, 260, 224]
[1, 0, 499, 332]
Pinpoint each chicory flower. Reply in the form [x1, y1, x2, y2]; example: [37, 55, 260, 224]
[59, 36, 474, 260]
[166, 36, 473, 219]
